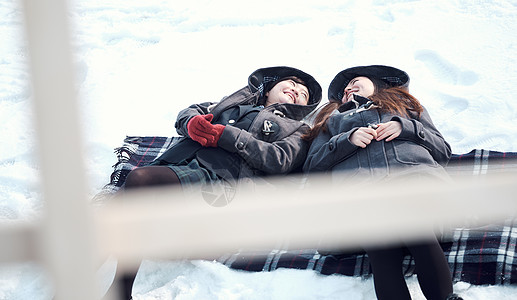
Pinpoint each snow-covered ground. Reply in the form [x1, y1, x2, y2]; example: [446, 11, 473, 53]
[1, 0, 517, 299]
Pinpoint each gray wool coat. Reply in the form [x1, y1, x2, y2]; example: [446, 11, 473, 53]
[303, 95, 451, 183]
[154, 85, 321, 184]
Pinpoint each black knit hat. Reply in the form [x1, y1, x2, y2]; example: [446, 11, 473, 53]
[248, 66, 322, 106]
[328, 65, 409, 101]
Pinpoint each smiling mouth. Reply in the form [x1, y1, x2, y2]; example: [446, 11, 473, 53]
[285, 92, 295, 102]
[346, 89, 358, 101]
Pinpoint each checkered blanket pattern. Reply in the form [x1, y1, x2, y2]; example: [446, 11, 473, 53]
[93, 136, 517, 285]
[92, 136, 178, 204]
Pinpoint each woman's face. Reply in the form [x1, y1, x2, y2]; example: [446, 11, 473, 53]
[342, 76, 375, 103]
[265, 79, 310, 106]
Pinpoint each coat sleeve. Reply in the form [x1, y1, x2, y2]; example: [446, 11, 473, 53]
[391, 107, 452, 166]
[302, 119, 360, 173]
[174, 101, 217, 137]
[217, 123, 310, 175]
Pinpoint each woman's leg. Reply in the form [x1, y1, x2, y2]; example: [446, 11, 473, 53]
[116, 166, 181, 299]
[366, 246, 412, 300]
[124, 165, 181, 188]
[407, 239, 453, 300]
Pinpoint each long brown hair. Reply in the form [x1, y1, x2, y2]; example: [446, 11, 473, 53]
[303, 100, 341, 141]
[303, 82, 423, 141]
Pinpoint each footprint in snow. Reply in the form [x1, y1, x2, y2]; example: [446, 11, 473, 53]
[414, 49, 479, 86]
[434, 92, 469, 114]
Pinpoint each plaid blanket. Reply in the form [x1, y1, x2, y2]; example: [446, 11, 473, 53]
[93, 136, 517, 286]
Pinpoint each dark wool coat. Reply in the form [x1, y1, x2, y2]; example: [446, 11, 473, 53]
[153, 84, 321, 185]
[303, 95, 452, 183]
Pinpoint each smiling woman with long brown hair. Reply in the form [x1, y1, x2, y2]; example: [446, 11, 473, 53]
[303, 65, 462, 300]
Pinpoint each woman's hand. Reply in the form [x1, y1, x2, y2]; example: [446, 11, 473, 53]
[350, 121, 402, 148]
[350, 127, 377, 148]
[375, 121, 402, 142]
[187, 114, 225, 147]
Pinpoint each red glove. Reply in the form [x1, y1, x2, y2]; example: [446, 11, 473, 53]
[187, 114, 225, 147]
[205, 123, 225, 147]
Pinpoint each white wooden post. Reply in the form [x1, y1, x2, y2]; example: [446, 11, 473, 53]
[21, 0, 100, 299]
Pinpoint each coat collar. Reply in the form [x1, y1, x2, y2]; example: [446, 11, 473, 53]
[211, 86, 320, 121]
[338, 94, 371, 113]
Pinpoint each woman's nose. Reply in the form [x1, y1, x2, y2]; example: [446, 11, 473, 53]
[292, 87, 300, 97]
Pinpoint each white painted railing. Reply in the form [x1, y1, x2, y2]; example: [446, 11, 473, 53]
[21, 0, 98, 299]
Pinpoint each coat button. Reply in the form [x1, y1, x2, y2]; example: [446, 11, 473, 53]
[329, 142, 335, 151]
[228, 119, 235, 124]
[418, 131, 425, 139]
[237, 142, 245, 150]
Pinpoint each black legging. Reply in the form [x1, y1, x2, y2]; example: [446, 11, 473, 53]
[366, 239, 453, 300]
[124, 165, 181, 188]
[113, 166, 182, 300]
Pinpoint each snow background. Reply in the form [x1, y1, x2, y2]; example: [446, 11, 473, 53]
[1, 0, 517, 299]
